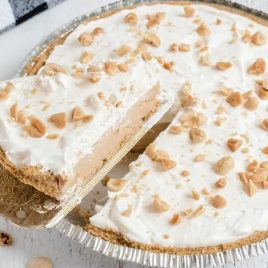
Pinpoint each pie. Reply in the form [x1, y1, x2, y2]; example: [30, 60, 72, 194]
[3, 1, 268, 253]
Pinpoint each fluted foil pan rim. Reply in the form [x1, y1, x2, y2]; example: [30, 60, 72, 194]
[17, 0, 268, 267]
[55, 218, 268, 267]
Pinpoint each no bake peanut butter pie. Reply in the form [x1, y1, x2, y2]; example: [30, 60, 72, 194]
[3, 0, 268, 252]
[0, 62, 160, 200]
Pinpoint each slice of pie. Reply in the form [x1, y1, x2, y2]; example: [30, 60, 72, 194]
[0, 59, 160, 200]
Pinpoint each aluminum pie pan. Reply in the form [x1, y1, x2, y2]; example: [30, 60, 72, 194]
[16, 0, 268, 267]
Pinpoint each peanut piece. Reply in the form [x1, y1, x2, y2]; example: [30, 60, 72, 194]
[189, 128, 206, 143]
[214, 156, 234, 175]
[107, 179, 127, 192]
[184, 6, 195, 17]
[48, 112, 66, 129]
[78, 32, 93, 46]
[227, 138, 242, 152]
[124, 12, 138, 25]
[210, 195, 227, 209]
[152, 195, 170, 212]
[248, 58, 266, 75]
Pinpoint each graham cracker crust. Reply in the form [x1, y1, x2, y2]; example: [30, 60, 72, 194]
[19, 0, 268, 254]
[0, 148, 61, 199]
[84, 223, 268, 255]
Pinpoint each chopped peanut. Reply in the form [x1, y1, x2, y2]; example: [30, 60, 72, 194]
[0, 82, 13, 101]
[194, 154, 205, 162]
[257, 86, 268, 100]
[244, 97, 259, 110]
[216, 61, 232, 71]
[91, 27, 104, 36]
[215, 178, 227, 189]
[248, 58, 266, 75]
[199, 54, 210, 66]
[181, 170, 190, 177]
[169, 125, 183, 135]
[78, 32, 93, 46]
[242, 29, 251, 43]
[116, 45, 131, 57]
[82, 114, 93, 123]
[48, 112, 66, 129]
[118, 63, 128, 72]
[251, 31, 266, 46]
[104, 61, 118, 75]
[178, 43, 190, 52]
[145, 143, 156, 160]
[218, 87, 233, 96]
[247, 160, 258, 172]
[10, 104, 26, 125]
[17, 111, 27, 125]
[154, 150, 169, 162]
[46, 134, 59, 140]
[25, 116, 46, 138]
[152, 195, 170, 212]
[10, 103, 17, 120]
[80, 51, 93, 64]
[262, 146, 268, 155]
[192, 190, 200, 200]
[43, 63, 67, 76]
[87, 65, 101, 72]
[162, 61, 175, 71]
[226, 92, 242, 107]
[196, 23, 210, 36]
[121, 205, 132, 217]
[141, 50, 152, 61]
[180, 111, 207, 128]
[189, 128, 206, 143]
[71, 106, 84, 121]
[88, 73, 101, 83]
[227, 138, 242, 152]
[124, 12, 138, 25]
[191, 205, 205, 218]
[146, 12, 165, 28]
[107, 179, 127, 192]
[169, 213, 181, 225]
[169, 43, 178, 52]
[184, 6, 195, 17]
[248, 179, 258, 196]
[214, 156, 234, 175]
[261, 119, 268, 132]
[143, 32, 161, 47]
[210, 195, 227, 209]
[161, 159, 176, 171]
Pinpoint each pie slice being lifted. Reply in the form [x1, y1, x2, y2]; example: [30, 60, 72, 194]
[0, 59, 160, 200]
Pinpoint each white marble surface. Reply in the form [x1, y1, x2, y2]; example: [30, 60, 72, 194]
[0, 0, 268, 267]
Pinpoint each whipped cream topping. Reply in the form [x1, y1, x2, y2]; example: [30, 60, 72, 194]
[42, 3, 268, 121]
[0, 59, 158, 176]
[88, 4, 268, 247]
